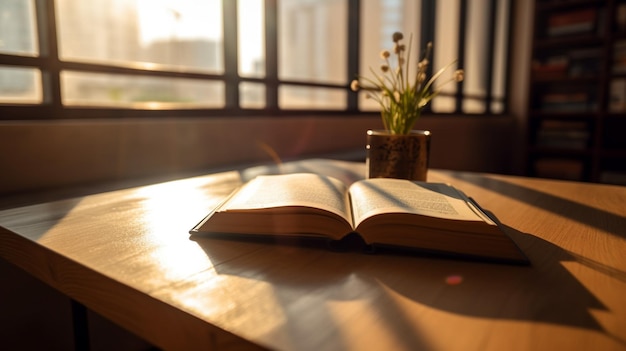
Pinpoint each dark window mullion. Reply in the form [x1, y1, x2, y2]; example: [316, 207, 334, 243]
[504, 0, 513, 114]
[223, 0, 239, 109]
[484, 0, 498, 114]
[45, 60, 224, 80]
[455, 0, 467, 113]
[0, 54, 44, 67]
[347, 0, 360, 111]
[37, 0, 62, 110]
[277, 80, 346, 89]
[420, 0, 436, 113]
[265, 0, 279, 110]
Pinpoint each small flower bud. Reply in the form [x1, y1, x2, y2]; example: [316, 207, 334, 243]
[394, 44, 406, 54]
[380, 50, 391, 59]
[380, 64, 389, 72]
[392, 32, 404, 42]
[454, 69, 464, 82]
[350, 80, 360, 91]
[418, 73, 427, 83]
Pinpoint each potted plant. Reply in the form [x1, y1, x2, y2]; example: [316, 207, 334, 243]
[351, 32, 464, 180]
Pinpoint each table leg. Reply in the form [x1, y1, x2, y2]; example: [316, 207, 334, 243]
[71, 299, 90, 351]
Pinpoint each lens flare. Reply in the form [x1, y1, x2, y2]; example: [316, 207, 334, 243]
[445, 275, 463, 285]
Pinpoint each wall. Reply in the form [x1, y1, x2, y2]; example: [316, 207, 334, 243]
[0, 114, 516, 196]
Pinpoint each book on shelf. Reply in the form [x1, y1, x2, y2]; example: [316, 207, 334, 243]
[190, 173, 528, 264]
[613, 40, 626, 74]
[540, 92, 594, 112]
[568, 48, 601, 77]
[536, 130, 589, 150]
[609, 79, 626, 112]
[540, 120, 587, 130]
[535, 120, 589, 150]
[532, 56, 569, 79]
[532, 48, 602, 80]
[547, 8, 597, 37]
[617, 3, 626, 32]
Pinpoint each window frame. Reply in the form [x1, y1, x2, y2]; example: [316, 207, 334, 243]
[0, 0, 511, 120]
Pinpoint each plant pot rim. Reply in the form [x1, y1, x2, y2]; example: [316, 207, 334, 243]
[367, 129, 431, 136]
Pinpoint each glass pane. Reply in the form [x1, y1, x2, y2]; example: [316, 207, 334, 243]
[0, 0, 38, 56]
[359, 0, 421, 111]
[56, 0, 223, 73]
[491, 0, 510, 114]
[0, 66, 42, 103]
[61, 71, 224, 108]
[279, 85, 346, 110]
[491, 100, 504, 114]
[240, 82, 266, 108]
[462, 0, 491, 113]
[432, 0, 461, 113]
[238, 0, 265, 78]
[278, 0, 347, 84]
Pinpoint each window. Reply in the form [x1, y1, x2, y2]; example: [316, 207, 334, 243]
[278, 0, 349, 110]
[0, 0, 511, 119]
[0, 0, 42, 104]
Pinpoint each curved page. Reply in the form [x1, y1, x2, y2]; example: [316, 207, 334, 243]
[349, 178, 491, 227]
[222, 173, 352, 224]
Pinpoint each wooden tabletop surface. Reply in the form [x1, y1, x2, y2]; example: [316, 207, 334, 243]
[1, 159, 625, 351]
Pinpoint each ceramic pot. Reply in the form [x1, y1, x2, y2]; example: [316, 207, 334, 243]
[366, 129, 431, 181]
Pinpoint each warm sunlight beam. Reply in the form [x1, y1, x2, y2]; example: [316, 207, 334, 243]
[136, 0, 222, 46]
[135, 178, 219, 281]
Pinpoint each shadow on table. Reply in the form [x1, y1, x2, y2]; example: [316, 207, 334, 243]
[190, 220, 626, 349]
[446, 172, 626, 241]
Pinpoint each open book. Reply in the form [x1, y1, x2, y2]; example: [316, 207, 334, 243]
[190, 173, 528, 264]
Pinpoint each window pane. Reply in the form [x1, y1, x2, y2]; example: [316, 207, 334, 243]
[432, 0, 461, 113]
[240, 82, 266, 108]
[462, 0, 491, 113]
[61, 71, 224, 108]
[238, 0, 265, 78]
[492, 0, 511, 114]
[491, 99, 504, 114]
[278, 0, 347, 84]
[56, 0, 223, 73]
[0, 0, 38, 56]
[359, 0, 420, 111]
[0, 66, 42, 103]
[279, 85, 346, 110]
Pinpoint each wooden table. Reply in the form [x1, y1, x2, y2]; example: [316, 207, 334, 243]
[1, 159, 625, 351]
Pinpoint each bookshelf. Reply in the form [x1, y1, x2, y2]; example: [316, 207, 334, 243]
[527, 0, 626, 185]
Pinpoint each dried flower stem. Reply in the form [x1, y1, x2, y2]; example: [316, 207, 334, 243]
[351, 32, 463, 135]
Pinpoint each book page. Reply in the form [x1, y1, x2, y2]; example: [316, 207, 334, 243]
[349, 178, 486, 226]
[220, 173, 352, 223]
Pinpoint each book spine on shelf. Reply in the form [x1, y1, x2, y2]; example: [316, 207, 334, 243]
[540, 92, 595, 113]
[535, 120, 589, 150]
[546, 8, 597, 37]
[609, 79, 626, 113]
